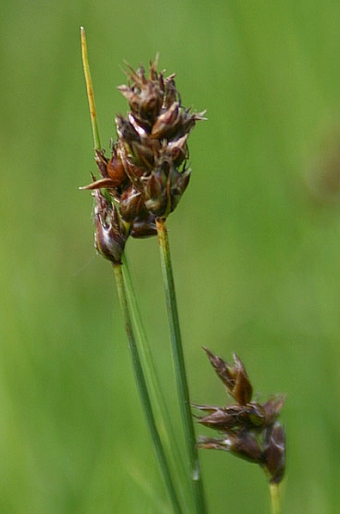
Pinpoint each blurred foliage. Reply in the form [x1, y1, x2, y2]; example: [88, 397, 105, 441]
[1, 0, 340, 512]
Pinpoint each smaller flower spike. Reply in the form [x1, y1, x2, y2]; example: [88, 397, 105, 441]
[195, 348, 286, 485]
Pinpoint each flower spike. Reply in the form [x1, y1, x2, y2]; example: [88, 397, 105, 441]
[81, 56, 205, 259]
[195, 348, 286, 485]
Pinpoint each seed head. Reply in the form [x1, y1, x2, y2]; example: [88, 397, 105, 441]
[81, 57, 205, 263]
[195, 348, 286, 485]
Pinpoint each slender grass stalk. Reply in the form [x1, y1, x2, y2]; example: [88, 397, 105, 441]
[269, 484, 281, 514]
[113, 263, 183, 514]
[121, 255, 191, 505]
[156, 218, 207, 514]
[80, 27, 101, 150]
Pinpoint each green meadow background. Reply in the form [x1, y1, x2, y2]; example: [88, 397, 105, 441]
[1, 1, 340, 512]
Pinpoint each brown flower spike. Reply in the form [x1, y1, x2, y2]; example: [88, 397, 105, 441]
[195, 348, 286, 484]
[81, 57, 205, 263]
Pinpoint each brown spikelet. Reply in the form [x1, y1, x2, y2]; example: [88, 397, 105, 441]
[81, 57, 205, 259]
[195, 348, 286, 485]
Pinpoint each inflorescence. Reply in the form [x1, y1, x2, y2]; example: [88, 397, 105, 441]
[81, 57, 205, 264]
[194, 348, 286, 485]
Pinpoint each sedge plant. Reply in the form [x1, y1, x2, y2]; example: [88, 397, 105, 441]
[80, 27, 285, 514]
[80, 27, 206, 514]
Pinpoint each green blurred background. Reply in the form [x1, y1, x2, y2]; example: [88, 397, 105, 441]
[1, 0, 340, 512]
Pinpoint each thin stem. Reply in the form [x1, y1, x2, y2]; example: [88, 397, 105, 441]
[113, 263, 183, 514]
[121, 254, 189, 501]
[269, 483, 282, 514]
[156, 218, 207, 514]
[80, 26, 101, 150]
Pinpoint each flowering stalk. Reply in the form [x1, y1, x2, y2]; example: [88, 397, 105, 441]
[113, 262, 182, 514]
[81, 27, 207, 512]
[80, 27, 183, 512]
[195, 348, 286, 513]
[156, 218, 207, 514]
[121, 253, 189, 504]
[270, 483, 281, 514]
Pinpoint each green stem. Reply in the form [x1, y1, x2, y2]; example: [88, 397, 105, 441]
[156, 218, 207, 514]
[113, 263, 183, 514]
[80, 26, 101, 150]
[121, 255, 189, 503]
[269, 483, 281, 514]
